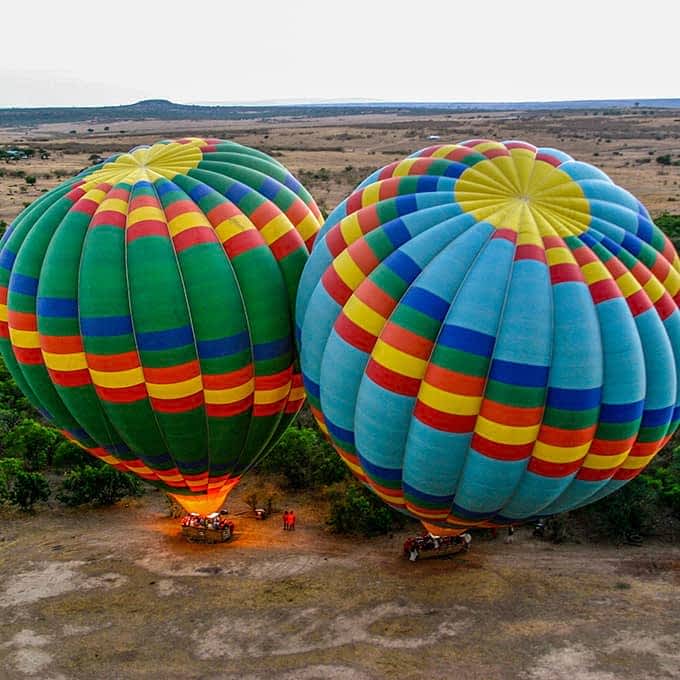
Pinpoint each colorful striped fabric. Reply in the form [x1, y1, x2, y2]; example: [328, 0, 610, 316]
[0, 138, 321, 514]
[296, 139, 680, 532]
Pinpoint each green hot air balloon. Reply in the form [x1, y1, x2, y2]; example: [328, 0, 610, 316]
[0, 137, 322, 514]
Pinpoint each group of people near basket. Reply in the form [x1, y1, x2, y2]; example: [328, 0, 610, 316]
[282, 509, 296, 530]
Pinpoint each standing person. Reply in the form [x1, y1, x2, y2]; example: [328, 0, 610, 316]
[283, 510, 289, 531]
[290, 510, 296, 530]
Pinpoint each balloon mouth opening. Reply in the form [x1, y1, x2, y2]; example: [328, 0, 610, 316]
[420, 521, 469, 537]
[169, 478, 240, 515]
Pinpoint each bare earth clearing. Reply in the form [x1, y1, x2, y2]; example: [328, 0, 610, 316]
[0, 110, 679, 679]
[0, 486, 678, 680]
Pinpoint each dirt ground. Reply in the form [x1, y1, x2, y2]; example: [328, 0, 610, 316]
[0, 483, 678, 680]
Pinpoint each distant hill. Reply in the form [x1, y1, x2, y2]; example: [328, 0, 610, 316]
[0, 98, 679, 127]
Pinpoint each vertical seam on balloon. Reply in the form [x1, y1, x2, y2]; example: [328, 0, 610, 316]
[0, 182, 75, 410]
[154, 174, 213, 491]
[397, 218, 496, 522]
[123, 178, 179, 488]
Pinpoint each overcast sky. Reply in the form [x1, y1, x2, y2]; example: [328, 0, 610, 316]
[1, 1, 675, 107]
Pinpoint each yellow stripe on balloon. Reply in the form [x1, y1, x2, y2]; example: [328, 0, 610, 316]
[333, 250, 365, 291]
[361, 182, 382, 208]
[393, 159, 418, 177]
[475, 416, 541, 445]
[9, 328, 40, 348]
[42, 351, 87, 371]
[288, 386, 306, 401]
[0, 304, 7, 322]
[642, 276, 665, 303]
[215, 215, 257, 242]
[532, 440, 590, 464]
[146, 376, 203, 400]
[581, 451, 630, 470]
[204, 379, 254, 405]
[98, 198, 129, 214]
[418, 382, 481, 416]
[168, 211, 209, 236]
[619, 453, 656, 470]
[89, 366, 145, 388]
[339, 213, 363, 246]
[372, 339, 427, 378]
[127, 206, 166, 226]
[297, 214, 320, 242]
[260, 214, 292, 245]
[580, 261, 611, 285]
[343, 295, 386, 337]
[254, 382, 291, 405]
[616, 272, 641, 298]
[545, 247, 575, 266]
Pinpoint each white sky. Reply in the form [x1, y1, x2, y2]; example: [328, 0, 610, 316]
[1, 1, 676, 107]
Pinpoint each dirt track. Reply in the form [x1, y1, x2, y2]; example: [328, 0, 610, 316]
[0, 486, 678, 680]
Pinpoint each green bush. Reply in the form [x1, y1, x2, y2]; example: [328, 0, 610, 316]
[57, 464, 144, 507]
[9, 470, 50, 511]
[260, 426, 349, 489]
[53, 440, 94, 470]
[327, 482, 403, 536]
[2, 419, 59, 470]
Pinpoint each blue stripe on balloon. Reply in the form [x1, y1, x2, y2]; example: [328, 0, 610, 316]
[257, 177, 281, 201]
[443, 161, 468, 178]
[302, 374, 320, 399]
[546, 385, 602, 410]
[283, 174, 302, 193]
[9, 272, 38, 296]
[80, 315, 133, 337]
[37, 297, 78, 318]
[383, 218, 411, 249]
[641, 405, 674, 427]
[385, 251, 421, 283]
[253, 336, 291, 360]
[225, 182, 251, 204]
[189, 183, 213, 202]
[402, 481, 453, 505]
[489, 358, 549, 387]
[395, 194, 418, 216]
[621, 232, 642, 257]
[637, 216, 653, 243]
[358, 453, 402, 481]
[154, 179, 176, 196]
[401, 286, 449, 321]
[0, 248, 16, 271]
[416, 176, 440, 192]
[136, 325, 194, 351]
[325, 418, 355, 446]
[598, 401, 644, 423]
[196, 331, 250, 359]
[437, 324, 495, 357]
[177, 458, 210, 473]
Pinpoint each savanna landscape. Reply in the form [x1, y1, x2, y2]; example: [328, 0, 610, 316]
[1, 105, 679, 680]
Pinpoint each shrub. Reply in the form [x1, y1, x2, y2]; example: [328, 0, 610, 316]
[0, 457, 23, 503]
[656, 154, 672, 166]
[52, 440, 94, 470]
[327, 482, 404, 536]
[2, 419, 59, 470]
[24, 175, 36, 186]
[10, 470, 50, 511]
[260, 426, 349, 489]
[57, 464, 143, 506]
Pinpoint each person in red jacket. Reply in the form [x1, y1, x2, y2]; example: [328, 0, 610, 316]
[283, 510, 290, 530]
[289, 510, 296, 530]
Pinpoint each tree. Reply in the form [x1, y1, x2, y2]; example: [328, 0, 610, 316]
[10, 470, 50, 511]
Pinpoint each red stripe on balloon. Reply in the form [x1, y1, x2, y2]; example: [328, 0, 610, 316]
[366, 358, 421, 396]
[414, 401, 476, 432]
[472, 434, 533, 460]
[96, 383, 147, 403]
[335, 313, 377, 353]
[173, 226, 218, 252]
[126, 219, 168, 241]
[150, 392, 203, 413]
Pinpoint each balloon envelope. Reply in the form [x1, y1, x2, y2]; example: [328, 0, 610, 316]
[0, 138, 322, 513]
[297, 139, 680, 532]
